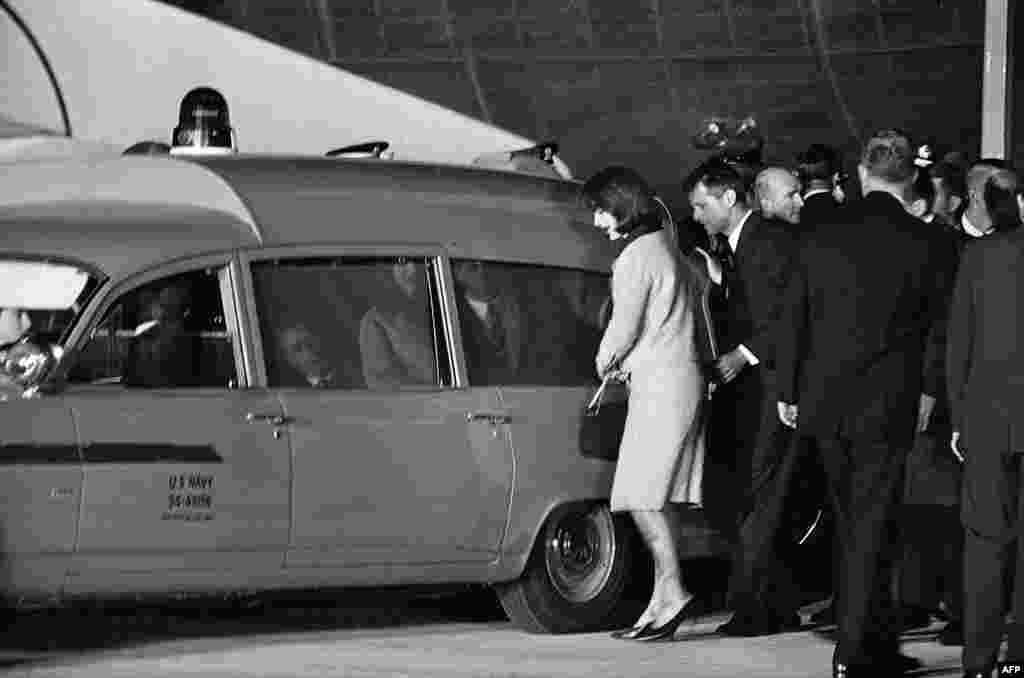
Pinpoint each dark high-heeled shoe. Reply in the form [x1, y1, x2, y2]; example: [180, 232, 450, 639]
[609, 623, 652, 640]
[631, 597, 705, 642]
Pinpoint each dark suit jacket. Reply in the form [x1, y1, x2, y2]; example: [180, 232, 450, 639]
[799, 191, 842, 234]
[777, 192, 957, 448]
[947, 229, 1024, 539]
[456, 293, 523, 386]
[719, 212, 799, 370]
[123, 321, 200, 388]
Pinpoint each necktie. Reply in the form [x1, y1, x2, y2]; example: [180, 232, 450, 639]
[714, 233, 735, 299]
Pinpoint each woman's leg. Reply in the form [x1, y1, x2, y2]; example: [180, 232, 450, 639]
[632, 508, 693, 625]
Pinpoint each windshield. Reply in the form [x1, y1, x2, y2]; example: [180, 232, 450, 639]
[0, 259, 101, 348]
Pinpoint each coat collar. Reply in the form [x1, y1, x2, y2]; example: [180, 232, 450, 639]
[731, 209, 758, 255]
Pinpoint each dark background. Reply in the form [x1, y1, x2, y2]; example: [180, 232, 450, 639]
[160, 0, 984, 209]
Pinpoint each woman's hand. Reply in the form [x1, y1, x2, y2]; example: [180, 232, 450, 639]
[777, 402, 798, 429]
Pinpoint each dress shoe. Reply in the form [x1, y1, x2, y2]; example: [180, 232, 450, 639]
[937, 620, 963, 645]
[631, 597, 705, 642]
[897, 606, 933, 631]
[609, 623, 650, 640]
[812, 602, 836, 626]
[716, 611, 802, 637]
[886, 653, 923, 674]
[832, 653, 921, 677]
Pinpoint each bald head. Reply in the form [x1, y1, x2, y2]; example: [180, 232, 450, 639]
[755, 167, 803, 224]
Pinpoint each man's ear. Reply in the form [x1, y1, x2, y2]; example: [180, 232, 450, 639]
[948, 195, 963, 215]
[908, 198, 927, 219]
[723, 188, 738, 209]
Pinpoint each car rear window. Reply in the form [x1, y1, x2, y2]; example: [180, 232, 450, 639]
[0, 259, 101, 347]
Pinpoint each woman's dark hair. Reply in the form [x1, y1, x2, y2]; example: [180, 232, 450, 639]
[983, 169, 1022, 233]
[581, 165, 660, 236]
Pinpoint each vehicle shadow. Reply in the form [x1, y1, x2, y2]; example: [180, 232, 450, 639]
[0, 585, 508, 662]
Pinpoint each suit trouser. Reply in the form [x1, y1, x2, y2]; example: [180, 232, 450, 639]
[728, 368, 805, 617]
[897, 504, 962, 619]
[706, 368, 764, 539]
[815, 434, 905, 664]
[963, 456, 1024, 670]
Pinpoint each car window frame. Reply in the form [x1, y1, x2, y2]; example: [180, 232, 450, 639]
[52, 252, 247, 390]
[238, 244, 456, 391]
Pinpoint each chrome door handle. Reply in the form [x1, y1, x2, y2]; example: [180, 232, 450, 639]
[246, 412, 292, 426]
[466, 412, 511, 424]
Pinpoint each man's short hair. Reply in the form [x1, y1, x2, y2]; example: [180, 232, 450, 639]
[683, 158, 748, 205]
[796, 143, 841, 185]
[861, 129, 916, 184]
[967, 157, 1010, 194]
[984, 169, 1022, 232]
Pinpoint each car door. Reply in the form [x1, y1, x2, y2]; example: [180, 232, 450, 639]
[242, 249, 514, 569]
[60, 260, 290, 595]
[0, 398, 81, 604]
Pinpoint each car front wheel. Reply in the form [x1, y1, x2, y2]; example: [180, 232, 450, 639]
[494, 501, 649, 634]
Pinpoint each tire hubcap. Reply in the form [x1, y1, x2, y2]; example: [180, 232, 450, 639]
[544, 505, 616, 604]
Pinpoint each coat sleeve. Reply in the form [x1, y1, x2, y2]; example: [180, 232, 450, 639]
[946, 241, 977, 432]
[359, 309, 404, 389]
[738, 227, 797, 365]
[595, 242, 650, 373]
[921, 233, 960, 399]
[775, 239, 808, 405]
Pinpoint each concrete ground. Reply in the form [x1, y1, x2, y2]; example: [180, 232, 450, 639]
[0, 593, 967, 678]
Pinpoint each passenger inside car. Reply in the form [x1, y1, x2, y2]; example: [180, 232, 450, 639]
[358, 258, 437, 389]
[275, 321, 336, 388]
[123, 281, 200, 388]
[451, 260, 523, 386]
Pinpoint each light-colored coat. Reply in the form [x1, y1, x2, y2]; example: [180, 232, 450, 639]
[597, 230, 706, 511]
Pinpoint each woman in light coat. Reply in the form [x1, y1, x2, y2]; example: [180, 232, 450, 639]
[583, 166, 710, 642]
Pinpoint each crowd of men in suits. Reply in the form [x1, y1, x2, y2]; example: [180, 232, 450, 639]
[682, 128, 1024, 678]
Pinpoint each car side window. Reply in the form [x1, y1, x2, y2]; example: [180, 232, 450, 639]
[67, 268, 239, 388]
[450, 259, 610, 387]
[251, 256, 448, 390]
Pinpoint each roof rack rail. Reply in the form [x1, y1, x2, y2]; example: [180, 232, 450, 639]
[326, 140, 391, 159]
[472, 141, 572, 180]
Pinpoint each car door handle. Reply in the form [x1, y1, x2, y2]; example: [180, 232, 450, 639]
[466, 412, 511, 424]
[246, 412, 293, 426]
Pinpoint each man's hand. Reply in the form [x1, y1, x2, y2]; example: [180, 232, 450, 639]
[777, 402, 798, 429]
[951, 431, 964, 463]
[715, 349, 749, 384]
[917, 393, 936, 433]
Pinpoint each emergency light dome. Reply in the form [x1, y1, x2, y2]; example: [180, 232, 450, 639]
[170, 87, 236, 156]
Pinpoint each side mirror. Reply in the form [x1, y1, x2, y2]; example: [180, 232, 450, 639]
[0, 340, 59, 396]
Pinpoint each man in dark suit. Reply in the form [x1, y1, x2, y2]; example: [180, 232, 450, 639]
[796, 143, 846, 233]
[715, 166, 819, 636]
[947, 176, 1024, 678]
[123, 280, 200, 388]
[776, 129, 957, 676]
[687, 161, 800, 634]
[895, 166, 966, 643]
[451, 260, 523, 386]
